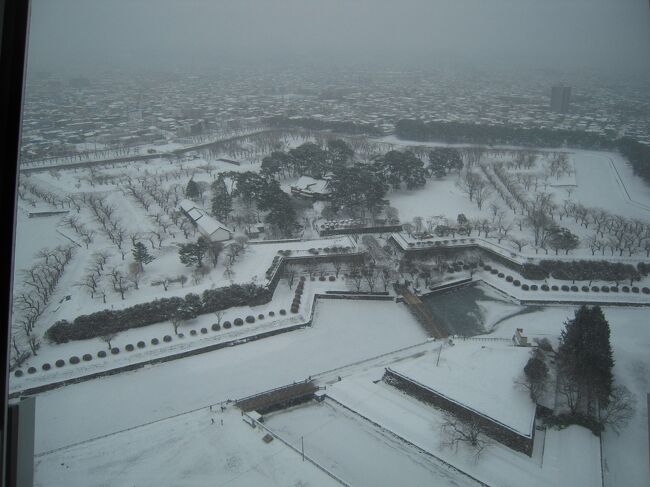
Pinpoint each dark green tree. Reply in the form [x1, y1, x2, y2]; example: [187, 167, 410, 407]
[185, 179, 200, 199]
[327, 139, 354, 166]
[328, 165, 387, 217]
[289, 142, 329, 178]
[132, 241, 154, 267]
[429, 148, 463, 174]
[559, 305, 614, 412]
[261, 151, 292, 178]
[373, 150, 427, 190]
[178, 237, 210, 268]
[265, 191, 298, 236]
[211, 177, 233, 222]
[548, 227, 580, 255]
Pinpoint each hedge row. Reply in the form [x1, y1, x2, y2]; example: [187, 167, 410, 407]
[46, 284, 271, 343]
[537, 260, 639, 283]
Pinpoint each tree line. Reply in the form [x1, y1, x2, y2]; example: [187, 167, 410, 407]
[396, 120, 650, 185]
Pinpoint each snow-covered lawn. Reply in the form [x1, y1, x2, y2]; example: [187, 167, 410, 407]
[264, 399, 480, 487]
[35, 407, 338, 487]
[31, 298, 429, 454]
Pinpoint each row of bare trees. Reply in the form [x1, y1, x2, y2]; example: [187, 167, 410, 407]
[12, 245, 75, 366]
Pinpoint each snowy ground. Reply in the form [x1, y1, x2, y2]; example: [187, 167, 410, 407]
[390, 341, 536, 438]
[31, 298, 429, 454]
[35, 407, 338, 487]
[264, 399, 481, 487]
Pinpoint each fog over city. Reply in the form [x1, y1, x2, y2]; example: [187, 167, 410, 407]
[28, 0, 650, 74]
[10, 2, 650, 487]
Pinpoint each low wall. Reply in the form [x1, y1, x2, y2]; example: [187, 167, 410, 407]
[383, 368, 534, 456]
[319, 224, 403, 237]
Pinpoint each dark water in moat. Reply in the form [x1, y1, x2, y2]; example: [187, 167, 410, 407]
[420, 283, 532, 337]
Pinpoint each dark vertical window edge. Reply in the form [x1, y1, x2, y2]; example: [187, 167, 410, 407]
[0, 0, 30, 485]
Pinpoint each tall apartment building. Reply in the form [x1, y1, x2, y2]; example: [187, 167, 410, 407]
[550, 85, 571, 113]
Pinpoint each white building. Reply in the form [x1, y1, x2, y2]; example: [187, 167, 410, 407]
[178, 199, 233, 242]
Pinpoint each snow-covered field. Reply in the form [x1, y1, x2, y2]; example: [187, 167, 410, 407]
[32, 299, 429, 454]
[264, 399, 480, 487]
[35, 407, 338, 487]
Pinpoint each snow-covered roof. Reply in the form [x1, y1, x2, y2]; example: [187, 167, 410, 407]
[291, 176, 330, 195]
[178, 199, 233, 236]
[390, 341, 536, 437]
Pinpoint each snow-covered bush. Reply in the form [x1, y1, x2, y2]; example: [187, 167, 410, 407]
[223, 321, 232, 329]
[83, 353, 92, 361]
[28, 367, 37, 374]
[200, 328, 208, 334]
[541, 285, 549, 291]
[111, 347, 120, 354]
[257, 314, 264, 320]
[235, 318, 245, 326]
[42, 363, 51, 370]
[14, 369, 23, 377]
[582, 286, 590, 292]
[125, 344, 134, 351]
[163, 335, 172, 342]
[521, 284, 530, 291]
[530, 285, 538, 291]
[190, 330, 197, 336]
[151, 338, 160, 345]
[551, 285, 559, 291]
[211, 323, 220, 331]
[137, 341, 146, 348]
[97, 350, 107, 358]
[55, 359, 65, 367]
[69, 356, 80, 364]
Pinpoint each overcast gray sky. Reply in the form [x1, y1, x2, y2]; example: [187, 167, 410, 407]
[27, 0, 650, 75]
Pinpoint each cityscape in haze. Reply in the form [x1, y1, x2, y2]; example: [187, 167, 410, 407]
[9, 1, 650, 486]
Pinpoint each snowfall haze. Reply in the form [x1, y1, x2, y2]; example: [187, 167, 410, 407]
[27, 0, 650, 75]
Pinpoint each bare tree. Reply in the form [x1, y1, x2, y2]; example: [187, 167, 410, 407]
[600, 385, 636, 434]
[362, 265, 377, 292]
[100, 333, 116, 350]
[109, 268, 129, 300]
[214, 310, 224, 326]
[508, 237, 529, 252]
[474, 181, 492, 211]
[27, 335, 40, 356]
[440, 413, 490, 461]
